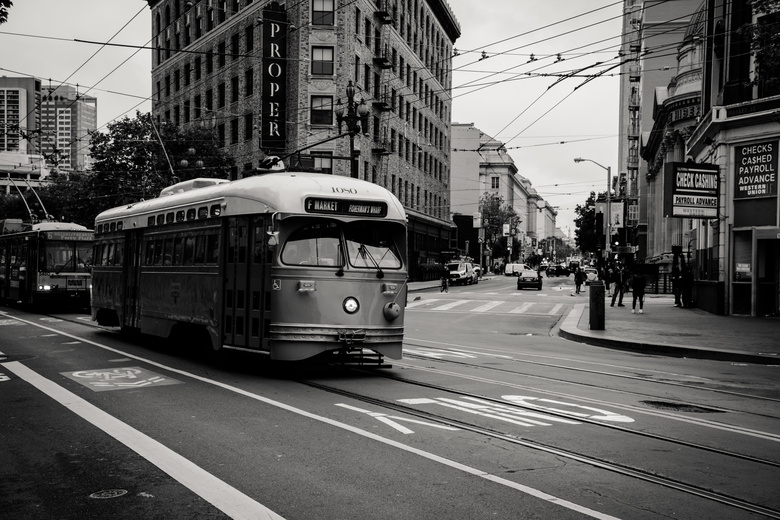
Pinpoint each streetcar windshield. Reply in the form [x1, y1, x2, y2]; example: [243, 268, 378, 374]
[42, 242, 93, 273]
[344, 221, 402, 269]
[281, 221, 343, 267]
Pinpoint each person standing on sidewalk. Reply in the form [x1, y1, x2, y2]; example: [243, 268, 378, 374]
[611, 264, 626, 307]
[574, 267, 585, 294]
[631, 270, 646, 314]
[672, 263, 682, 307]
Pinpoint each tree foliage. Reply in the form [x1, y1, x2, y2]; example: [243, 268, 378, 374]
[38, 112, 234, 227]
[574, 191, 601, 255]
[0, 0, 12, 24]
[478, 192, 522, 259]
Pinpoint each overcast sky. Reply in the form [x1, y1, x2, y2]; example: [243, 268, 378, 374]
[0, 0, 627, 234]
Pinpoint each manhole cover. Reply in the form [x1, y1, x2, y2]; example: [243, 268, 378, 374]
[89, 489, 128, 499]
[640, 400, 723, 413]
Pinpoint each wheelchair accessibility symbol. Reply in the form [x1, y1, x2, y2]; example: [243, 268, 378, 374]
[64, 367, 180, 392]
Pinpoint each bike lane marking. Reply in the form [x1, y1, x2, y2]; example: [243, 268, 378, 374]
[0, 313, 621, 520]
[2, 361, 284, 520]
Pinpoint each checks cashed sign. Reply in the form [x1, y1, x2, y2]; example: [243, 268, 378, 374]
[663, 162, 720, 219]
[734, 140, 778, 199]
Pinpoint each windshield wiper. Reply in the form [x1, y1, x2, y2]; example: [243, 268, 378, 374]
[55, 255, 74, 274]
[358, 244, 384, 278]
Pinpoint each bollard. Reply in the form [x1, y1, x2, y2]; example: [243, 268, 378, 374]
[589, 281, 605, 330]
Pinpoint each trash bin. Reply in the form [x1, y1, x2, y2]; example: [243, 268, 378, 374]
[589, 281, 605, 330]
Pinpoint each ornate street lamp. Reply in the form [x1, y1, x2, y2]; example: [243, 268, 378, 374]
[334, 81, 370, 178]
[179, 147, 205, 169]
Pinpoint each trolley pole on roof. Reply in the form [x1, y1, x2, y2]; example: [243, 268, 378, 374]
[334, 81, 370, 179]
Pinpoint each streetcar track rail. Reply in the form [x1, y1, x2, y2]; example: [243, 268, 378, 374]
[404, 340, 780, 409]
[300, 377, 780, 519]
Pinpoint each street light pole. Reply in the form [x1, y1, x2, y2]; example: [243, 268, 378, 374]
[334, 81, 370, 178]
[574, 157, 612, 257]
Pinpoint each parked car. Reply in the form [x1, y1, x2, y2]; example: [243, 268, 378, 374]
[473, 265, 482, 278]
[583, 267, 599, 285]
[516, 269, 543, 291]
[447, 261, 478, 285]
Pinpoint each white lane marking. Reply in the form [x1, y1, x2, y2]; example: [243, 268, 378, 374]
[2, 361, 284, 520]
[547, 304, 563, 315]
[1, 312, 622, 520]
[509, 302, 534, 314]
[405, 298, 441, 308]
[335, 403, 459, 435]
[431, 299, 471, 311]
[471, 301, 504, 313]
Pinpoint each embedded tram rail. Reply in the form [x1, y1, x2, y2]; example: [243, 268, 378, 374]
[297, 365, 780, 519]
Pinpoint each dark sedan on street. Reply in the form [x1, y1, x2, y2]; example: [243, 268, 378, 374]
[516, 269, 542, 291]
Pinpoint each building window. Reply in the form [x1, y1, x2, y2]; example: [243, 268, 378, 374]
[231, 33, 239, 61]
[231, 118, 239, 144]
[312, 46, 334, 75]
[245, 24, 254, 53]
[231, 76, 239, 103]
[195, 57, 202, 79]
[311, 151, 333, 174]
[245, 68, 253, 96]
[218, 41, 226, 67]
[218, 83, 226, 108]
[244, 113, 253, 140]
[310, 96, 333, 125]
[312, 0, 334, 25]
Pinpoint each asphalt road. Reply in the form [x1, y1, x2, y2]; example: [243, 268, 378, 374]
[2, 278, 778, 519]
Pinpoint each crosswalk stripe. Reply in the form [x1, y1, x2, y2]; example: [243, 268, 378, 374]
[406, 298, 441, 308]
[509, 302, 534, 314]
[547, 303, 563, 315]
[471, 301, 504, 313]
[431, 300, 471, 311]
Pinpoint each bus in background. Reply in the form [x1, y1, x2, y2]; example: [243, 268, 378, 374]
[91, 172, 408, 364]
[0, 219, 93, 308]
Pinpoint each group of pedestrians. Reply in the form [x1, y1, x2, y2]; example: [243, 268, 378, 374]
[605, 263, 647, 314]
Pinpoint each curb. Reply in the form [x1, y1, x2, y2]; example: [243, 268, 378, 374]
[558, 304, 779, 365]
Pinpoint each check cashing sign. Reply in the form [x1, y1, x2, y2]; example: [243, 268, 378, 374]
[663, 162, 720, 219]
[734, 140, 778, 199]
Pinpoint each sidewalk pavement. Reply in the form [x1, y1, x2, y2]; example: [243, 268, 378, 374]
[406, 278, 780, 365]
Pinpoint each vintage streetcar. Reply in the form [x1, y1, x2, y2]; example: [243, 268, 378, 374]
[91, 172, 408, 363]
[0, 219, 93, 308]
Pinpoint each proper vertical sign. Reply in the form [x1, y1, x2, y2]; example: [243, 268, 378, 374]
[734, 140, 778, 199]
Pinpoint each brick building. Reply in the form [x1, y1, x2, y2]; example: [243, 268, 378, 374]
[147, 0, 460, 280]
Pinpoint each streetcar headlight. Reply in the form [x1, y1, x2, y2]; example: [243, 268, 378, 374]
[343, 297, 360, 314]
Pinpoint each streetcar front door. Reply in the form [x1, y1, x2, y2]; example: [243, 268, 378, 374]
[122, 230, 143, 329]
[222, 217, 269, 351]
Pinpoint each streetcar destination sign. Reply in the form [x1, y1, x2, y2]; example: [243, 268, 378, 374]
[305, 198, 387, 217]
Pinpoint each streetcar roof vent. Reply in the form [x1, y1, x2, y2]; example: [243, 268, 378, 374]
[159, 178, 230, 197]
[0, 218, 24, 234]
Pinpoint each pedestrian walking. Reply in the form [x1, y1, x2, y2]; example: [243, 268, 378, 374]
[681, 262, 694, 308]
[671, 264, 682, 307]
[630, 270, 646, 314]
[610, 264, 626, 307]
[574, 267, 585, 294]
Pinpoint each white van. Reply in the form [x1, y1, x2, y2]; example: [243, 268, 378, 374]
[504, 263, 529, 276]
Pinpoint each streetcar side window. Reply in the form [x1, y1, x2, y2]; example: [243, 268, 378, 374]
[156, 215, 165, 226]
[94, 244, 103, 266]
[101, 243, 111, 266]
[148, 216, 156, 227]
[194, 235, 206, 264]
[207, 234, 219, 264]
[145, 241, 155, 265]
[183, 237, 195, 264]
[163, 238, 174, 265]
[176, 210, 185, 222]
[153, 239, 164, 265]
[106, 243, 115, 265]
[210, 204, 221, 217]
[186, 209, 196, 220]
[197, 207, 209, 219]
[109, 242, 120, 267]
[173, 237, 184, 265]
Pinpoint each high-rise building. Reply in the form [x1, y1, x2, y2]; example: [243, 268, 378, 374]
[0, 76, 41, 154]
[147, 0, 460, 281]
[40, 84, 98, 172]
